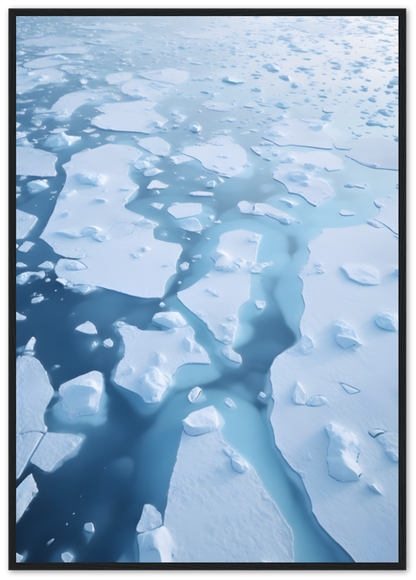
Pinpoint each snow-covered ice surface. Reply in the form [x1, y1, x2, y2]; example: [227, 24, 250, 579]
[15, 14, 400, 565]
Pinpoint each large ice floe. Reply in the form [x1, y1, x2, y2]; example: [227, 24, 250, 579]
[17, 147, 57, 177]
[91, 101, 168, 134]
[114, 319, 210, 404]
[41, 144, 182, 297]
[59, 371, 104, 418]
[335, 137, 398, 171]
[265, 118, 334, 149]
[161, 406, 294, 562]
[182, 136, 247, 178]
[178, 230, 261, 345]
[269, 216, 398, 562]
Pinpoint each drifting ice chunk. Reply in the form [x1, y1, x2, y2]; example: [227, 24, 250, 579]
[375, 311, 398, 332]
[16, 271, 45, 285]
[222, 346, 242, 364]
[16, 474, 38, 523]
[188, 386, 202, 403]
[152, 311, 187, 329]
[139, 68, 189, 84]
[180, 218, 202, 233]
[84, 522, 95, 533]
[17, 147, 57, 177]
[147, 180, 169, 190]
[183, 136, 247, 178]
[137, 526, 173, 563]
[254, 300, 266, 310]
[168, 203, 202, 219]
[75, 321, 97, 334]
[17, 65, 66, 94]
[137, 504, 163, 533]
[49, 90, 104, 118]
[61, 552, 73, 563]
[16, 553, 24, 563]
[340, 383, 360, 395]
[341, 264, 380, 285]
[189, 191, 213, 197]
[27, 179, 49, 193]
[16, 312, 27, 321]
[17, 355, 54, 436]
[178, 230, 260, 345]
[16, 432, 43, 478]
[59, 370, 104, 418]
[92, 101, 168, 134]
[114, 322, 209, 404]
[44, 132, 81, 149]
[325, 423, 362, 482]
[30, 432, 83, 472]
[16, 210, 38, 240]
[138, 137, 170, 157]
[237, 201, 298, 225]
[103, 338, 113, 348]
[182, 406, 220, 436]
[222, 76, 244, 84]
[23, 54, 69, 69]
[179, 262, 190, 272]
[224, 398, 236, 408]
[334, 320, 361, 349]
[189, 123, 201, 133]
[340, 209, 355, 216]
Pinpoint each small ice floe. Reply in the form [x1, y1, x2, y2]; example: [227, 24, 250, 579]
[151, 202, 164, 210]
[263, 63, 280, 72]
[27, 179, 49, 193]
[265, 118, 333, 149]
[254, 300, 266, 310]
[179, 262, 190, 272]
[188, 386, 202, 403]
[75, 321, 97, 334]
[189, 122, 201, 133]
[84, 522, 95, 533]
[251, 262, 272, 274]
[374, 310, 398, 332]
[341, 264, 380, 285]
[106, 72, 132, 85]
[237, 201, 299, 225]
[152, 311, 187, 329]
[203, 101, 232, 112]
[334, 320, 361, 349]
[17, 147, 57, 177]
[31, 295, 44, 304]
[377, 431, 398, 462]
[340, 209, 355, 216]
[38, 260, 54, 270]
[279, 198, 298, 208]
[222, 76, 244, 84]
[92, 100, 167, 134]
[16, 553, 24, 563]
[138, 136, 171, 157]
[325, 423, 362, 482]
[147, 180, 169, 190]
[224, 398, 236, 409]
[17, 241, 34, 253]
[16, 271, 45, 285]
[206, 180, 216, 189]
[272, 164, 333, 206]
[23, 53, 69, 69]
[144, 167, 163, 177]
[222, 346, 242, 364]
[183, 135, 247, 178]
[44, 132, 81, 149]
[339, 383, 360, 394]
[16, 312, 27, 321]
[61, 552, 74, 563]
[30, 432, 83, 472]
[103, 338, 113, 348]
[180, 217, 203, 233]
[182, 406, 220, 436]
[59, 370, 104, 418]
[189, 190, 213, 197]
[257, 391, 267, 403]
[170, 154, 192, 165]
[168, 203, 202, 219]
[16, 474, 38, 523]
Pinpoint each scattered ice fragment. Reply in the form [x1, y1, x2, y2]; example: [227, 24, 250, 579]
[16, 432, 43, 478]
[144, 167, 163, 177]
[340, 209, 355, 216]
[292, 335, 314, 355]
[257, 391, 267, 402]
[16, 312, 27, 321]
[84, 522, 95, 533]
[188, 386, 202, 403]
[334, 320, 361, 349]
[306, 395, 327, 407]
[17, 241, 34, 253]
[237, 201, 299, 225]
[203, 101, 232, 112]
[30, 432, 83, 472]
[16, 262, 27, 268]
[182, 406, 220, 436]
[27, 179, 49, 193]
[222, 76, 244, 84]
[103, 338, 113, 348]
[31, 295, 44, 304]
[341, 264, 380, 285]
[374, 310, 398, 332]
[147, 180, 169, 190]
[222, 346, 242, 364]
[16, 474, 38, 523]
[152, 311, 187, 329]
[279, 198, 298, 208]
[224, 398, 236, 408]
[254, 300, 266, 310]
[170, 154, 193, 165]
[17, 355, 54, 436]
[138, 136, 171, 157]
[292, 382, 307, 405]
[272, 164, 334, 206]
[75, 321, 97, 334]
[137, 504, 163, 533]
[179, 262, 190, 272]
[16, 553, 24, 563]
[206, 181, 216, 189]
[16, 270, 46, 285]
[46, 538, 55, 546]
[24, 337, 36, 354]
[38, 261, 54, 270]
[263, 63, 280, 72]
[276, 100, 290, 109]
[189, 190, 213, 197]
[251, 262, 272, 273]
[168, 203, 202, 219]
[151, 202, 164, 210]
[180, 217, 203, 233]
[325, 423, 362, 482]
[59, 370, 104, 418]
[61, 552, 73, 563]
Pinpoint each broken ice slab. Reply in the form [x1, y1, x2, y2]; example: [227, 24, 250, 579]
[30, 432, 83, 472]
[265, 118, 334, 149]
[374, 192, 398, 234]
[16, 270, 45, 285]
[163, 406, 294, 562]
[16, 474, 38, 523]
[17, 65, 66, 95]
[180, 217, 203, 233]
[114, 321, 210, 404]
[167, 203, 202, 219]
[188, 386, 202, 403]
[75, 321, 97, 334]
[183, 135, 247, 178]
[84, 522, 95, 533]
[27, 179, 49, 193]
[59, 370, 104, 418]
[49, 90, 105, 118]
[92, 101, 168, 134]
[17, 147, 57, 177]
[152, 311, 187, 329]
[17, 355, 54, 436]
[147, 180, 169, 190]
[136, 504, 162, 533]
[16, 209, 38, 240]
[334, 320, 361, 349]
[61, 552, 74, 563]
[138, 137, 170, 157]
[237, 201, 299, 225]
[23, 54, 70, 69]
[44, 132, 81, 149]
[16, 432, 43, 478]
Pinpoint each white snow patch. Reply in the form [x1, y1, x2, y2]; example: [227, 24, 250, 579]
[265, 118, 334, 149]
[147, 180, 169, 190]
[136, 504, 163, 533]
[188, 387, 202, 403]
[237, 201, 299, 225]
[27, 179, 49, 193]
[335, 137, 398, 171]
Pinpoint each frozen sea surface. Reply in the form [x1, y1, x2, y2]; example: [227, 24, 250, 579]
[15, 13, 399, 565]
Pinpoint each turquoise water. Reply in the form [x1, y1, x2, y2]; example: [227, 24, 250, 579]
[15, 14, 398, 564]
